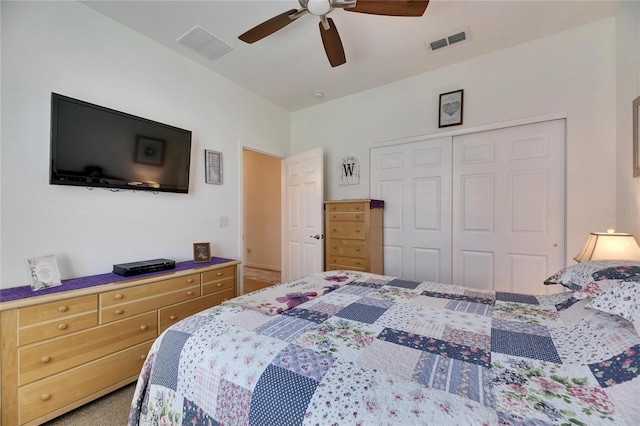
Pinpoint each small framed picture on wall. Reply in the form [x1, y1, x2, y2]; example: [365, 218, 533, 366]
[439, 89, 464, 128]
[193, 242, 211, 263]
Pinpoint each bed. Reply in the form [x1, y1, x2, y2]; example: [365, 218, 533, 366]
[128, 264, 640, 425]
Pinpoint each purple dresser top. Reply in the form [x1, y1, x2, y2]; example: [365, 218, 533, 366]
[0, 257, 236, 304]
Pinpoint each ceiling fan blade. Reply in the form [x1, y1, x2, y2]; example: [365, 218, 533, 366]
[238, 9, 301, 43]
[319, 17, 346, 67]
[344, 0, 429, 17]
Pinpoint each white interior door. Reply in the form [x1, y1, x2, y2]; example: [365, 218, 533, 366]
[452, 119, 565, 294]
[282, 147, 324, 282]
[370, 137, 452, 282]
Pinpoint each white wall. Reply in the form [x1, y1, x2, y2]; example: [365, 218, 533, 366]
[0, 1, 290, 289]
[615, 1, 640, 237]
[291, 18, 618, 266]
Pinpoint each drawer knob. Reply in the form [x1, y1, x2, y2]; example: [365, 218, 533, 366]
[115, 309, 124, 315]
[170, 315, 177, 321]
[356, 229, 360, 233]
[356, 248, 360, 252]
[333, 228, 337, 232]
[356, 206, 361, 210]
[115, 294, 124, 300]
[57, 323, 68, 330]
[41, 393, 51, 401]
[332, 215, 337, 219]
[355, 215, 360, 219]
[187, 278, 194, 283]
[217, 283, 223, 287]
[187, 291, 194, 296]
[217, 272, 223, 277]
[356, 261, 361, 265]
[41, 356, 51, 364]
[58, 306, 68, 313]
[140, 355, 146, 360]
[140, 325, 148, 331]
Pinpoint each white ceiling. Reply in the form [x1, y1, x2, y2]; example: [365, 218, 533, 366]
[83, 0, 621, 111]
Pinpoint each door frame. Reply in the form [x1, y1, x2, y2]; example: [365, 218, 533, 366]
[238, 141, 285, 295]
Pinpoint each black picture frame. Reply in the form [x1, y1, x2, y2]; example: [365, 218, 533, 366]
[439, 89, 464, 128]
[193, 242, 211, 263]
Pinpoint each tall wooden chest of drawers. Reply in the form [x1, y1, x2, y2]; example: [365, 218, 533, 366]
[0, 259, 239, 426]
[324, 199, 384, 274]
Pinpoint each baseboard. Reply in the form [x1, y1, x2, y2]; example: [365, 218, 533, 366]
[243, 263, 281, 272]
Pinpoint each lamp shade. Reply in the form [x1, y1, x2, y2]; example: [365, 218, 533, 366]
[574, 232, 640, 262]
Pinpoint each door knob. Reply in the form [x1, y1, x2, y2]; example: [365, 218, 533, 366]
[310, 234, 324, 240]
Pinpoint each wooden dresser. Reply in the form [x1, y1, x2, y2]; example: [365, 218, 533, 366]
[0, 259, 239, 426]
[324, 199, 384, 274]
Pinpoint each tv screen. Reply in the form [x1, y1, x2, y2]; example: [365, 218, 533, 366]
[50, 93, 192, 193]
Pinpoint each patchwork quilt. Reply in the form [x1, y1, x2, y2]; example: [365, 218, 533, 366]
[128, 271, 640, 425]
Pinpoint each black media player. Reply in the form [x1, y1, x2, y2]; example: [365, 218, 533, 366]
[113, 258, 176, 277]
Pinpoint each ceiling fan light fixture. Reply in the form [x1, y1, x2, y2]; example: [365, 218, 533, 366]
[307, 0, 332, 16]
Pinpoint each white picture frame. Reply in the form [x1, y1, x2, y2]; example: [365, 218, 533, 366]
[205, 150, 223, 184]
[26, 255, 62, 291]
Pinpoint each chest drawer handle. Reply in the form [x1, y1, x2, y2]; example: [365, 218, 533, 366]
[115, 294, 124, 300]
[140, 355, 146, 360]
[115, 309, 124, 315]
[170, 315, 177, 321]
[356, 261, 361, 265]
[217, 283, 223, 287]
[57, 323, 68, 330]
[355, 215, 360, 219]
[217, 272, 223, 277]
[187, 291, 194, 296]
[187, 278, 194, 283]
[356, 205, 361, 210]
[140, 325, 148, 331]
[356, 248, 360, 251]
[356, 229, 360, 233]
[41, 356, 51, 364]
[41, 393, 51, 401]
[58, 306, 68, 313]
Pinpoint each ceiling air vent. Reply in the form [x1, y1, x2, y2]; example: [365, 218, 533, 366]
[177, 25, 233, 61]
[426, 27, 470, 53]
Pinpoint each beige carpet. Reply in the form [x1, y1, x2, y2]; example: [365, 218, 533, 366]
[243, 267, 281, 294]
[42, 383, 135, 425]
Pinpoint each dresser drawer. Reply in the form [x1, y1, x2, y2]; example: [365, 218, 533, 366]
[327, 256, 367, 270]
[327, 221, 366, 240]
[159, 291, 233, 333]
[19, 341, 152, 425]
[100, 285, 200, 324]
[18, 295, 98, 346]
[326, 202, 368, 213]
[202, 266, 235, 284]
[19, 295, 97, 327]
[19, 312, 157, 386]
[203, 276, 235, 295]
[328, 239, 366, 259]
[100, 273, 200, 307]
[327, 211, 366, 222]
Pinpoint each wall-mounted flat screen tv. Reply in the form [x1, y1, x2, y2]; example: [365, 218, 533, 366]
[50, 93, 192, 193]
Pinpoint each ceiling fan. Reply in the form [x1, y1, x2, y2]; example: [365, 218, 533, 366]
[238, 0, 429, 67]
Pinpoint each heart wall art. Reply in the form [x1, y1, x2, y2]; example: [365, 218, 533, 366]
[439, 89, 464, 128]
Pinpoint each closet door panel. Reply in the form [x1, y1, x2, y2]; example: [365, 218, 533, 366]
[371, 137, 452, 282]
[453, 120, 565, 294]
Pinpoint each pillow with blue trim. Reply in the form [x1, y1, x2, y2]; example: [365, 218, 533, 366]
[544, 260, 640, 297]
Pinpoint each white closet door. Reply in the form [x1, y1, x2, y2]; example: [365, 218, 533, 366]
[370, 137, 452, 282]
[452, 119, 565, 294]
